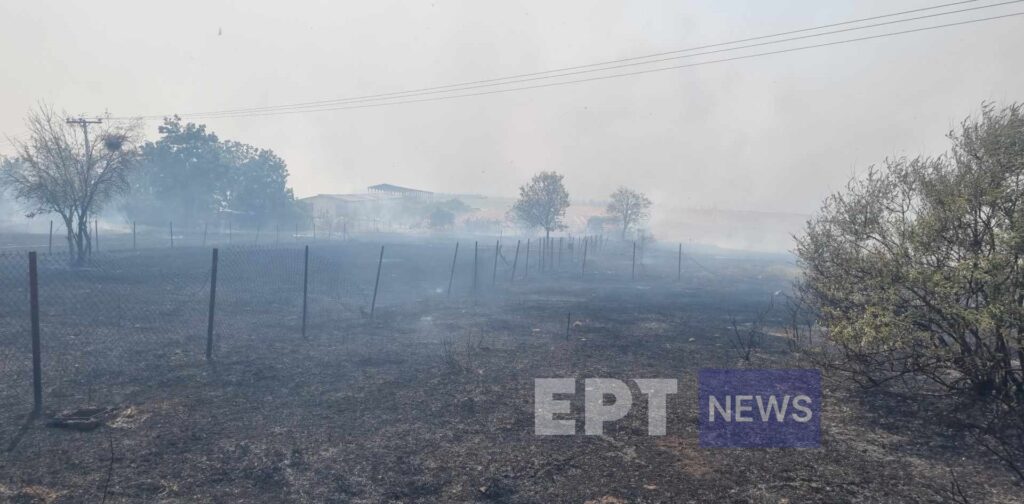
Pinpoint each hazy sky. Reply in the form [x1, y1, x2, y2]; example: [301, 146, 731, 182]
[2, 0, 1022, 215]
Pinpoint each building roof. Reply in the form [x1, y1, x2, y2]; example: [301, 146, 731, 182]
[299, 193, 398, 203]
[368, 183, 433, 195]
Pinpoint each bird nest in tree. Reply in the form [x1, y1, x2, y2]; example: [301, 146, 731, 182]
[102, 133, 125, 152]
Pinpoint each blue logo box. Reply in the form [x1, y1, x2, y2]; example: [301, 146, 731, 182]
[698, 369, 821, 448]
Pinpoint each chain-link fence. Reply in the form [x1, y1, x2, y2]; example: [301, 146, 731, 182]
[1, 234, 751, 448]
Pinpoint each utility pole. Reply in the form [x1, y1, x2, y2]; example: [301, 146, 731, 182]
[66, 117, 102, 251]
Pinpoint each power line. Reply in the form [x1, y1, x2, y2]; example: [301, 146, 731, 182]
[117, 0, 1017, 120]
[130, 11, 1024, 120]
[183, 0, 1024, 119]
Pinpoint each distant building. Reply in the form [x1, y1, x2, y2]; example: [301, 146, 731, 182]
[367, 183, 433, 199]
[297, 183, 434, 232]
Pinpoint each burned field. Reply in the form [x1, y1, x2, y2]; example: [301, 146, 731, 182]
[0, 240, 1020, 503]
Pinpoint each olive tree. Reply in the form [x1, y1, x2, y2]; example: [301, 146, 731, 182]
[510, 171, 570, 240]
[0, 106, 140, 263]
[606, 187, 651, 239]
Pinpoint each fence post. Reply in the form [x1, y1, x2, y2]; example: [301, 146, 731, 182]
[169, 221, 174, 248]
[29, 251, 42, 418]
[48, 220, 53, 255]
[524, 239, 530, 280]
[677, 243, 682, 282]
[473, 241, 478, 293]
[539, 237, 545, 272]
[566, 312, 571, 341]
[94, 219, 99, 252]
[302, 245, 309, 338]
[370, 245, 384, 319]
[228, 221, 233, 244]
[132, 221, 137, 250]
[492, 240, 499, 286]
[510, 240, 521, 283]
[581, 238, 588, 278]
[447, 242, 459, 298]
[206, 248, 219, 360]
[558, 237, 562, 268]
[632, 241, 637, 281]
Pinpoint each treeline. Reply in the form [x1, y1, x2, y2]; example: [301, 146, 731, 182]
[123, 116, 301, 227]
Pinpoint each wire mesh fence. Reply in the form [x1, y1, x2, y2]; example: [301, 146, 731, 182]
[0, 233, 758, 448]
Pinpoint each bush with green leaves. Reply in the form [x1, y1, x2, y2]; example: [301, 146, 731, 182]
[797, 103, 1024, 404]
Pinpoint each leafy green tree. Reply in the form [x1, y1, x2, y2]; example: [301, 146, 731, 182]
[126, 116, 298, 227]
[126, 116, 226, 225]
[796, 102, 1024, 405]
[510, 171, 570, 240]
[606, 187, 651, 239]
[222, 140, 297, 225]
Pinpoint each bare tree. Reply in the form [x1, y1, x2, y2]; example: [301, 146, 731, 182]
[1, 106, 140, 263]
[606, 187, 651, 239]
[510, 171, 570, 241]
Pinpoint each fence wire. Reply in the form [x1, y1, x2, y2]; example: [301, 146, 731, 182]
[0, 236, 751, 448]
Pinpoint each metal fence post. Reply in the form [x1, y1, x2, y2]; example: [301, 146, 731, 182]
[524, 239, 530, 280]
[206, 248, 219, 360]
[581, 238, 588, 278]
[678, 243, 682, 281]
[302, 245, 309, 338]
[370, 245, 384, 319]
[29, 251, 42, 418]
[473, 241, 478, 293]
[447, 242, 459, 298]
[510, 240, 521, 283]
[492, 240, 499, 286]
[632, 241, 637, 281]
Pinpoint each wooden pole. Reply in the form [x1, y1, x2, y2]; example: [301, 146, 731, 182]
[169, 221, 174, 248]
[302, 245, 309, 338]
[447, 242, 459, 298]
[94, 219, 99, 252]
[510, 240, 521, 283]
[29, 251, 42, 417]
[48, 220, 53, 255]
[206, 248, 219, 360]
[370, 245, 384, 319]
[492, 240, 499, 286]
